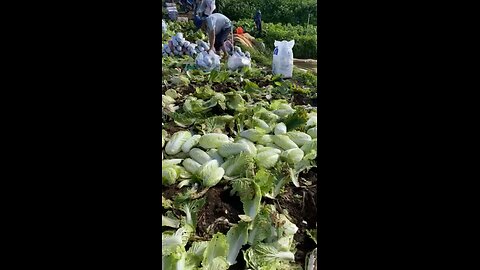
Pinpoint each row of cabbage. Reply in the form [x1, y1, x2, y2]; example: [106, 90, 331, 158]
[162, 102, 317, 192]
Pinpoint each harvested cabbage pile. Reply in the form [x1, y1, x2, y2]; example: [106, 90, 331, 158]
[195, 40, 210, 53]
[232, 46, 251, 59]
[162, 103, 317, 190]
[227, 46, 252, 71]
[195, 50, 221, 72]
[162, 33, 212, 58]
[163, 33, 196, 57]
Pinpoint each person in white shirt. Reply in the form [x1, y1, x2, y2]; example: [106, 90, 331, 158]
[196, 0, 216, 17]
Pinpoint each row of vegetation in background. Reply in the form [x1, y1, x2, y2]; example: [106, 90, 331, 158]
[161, 1, 317, 58]
[235, 19, 317, 60]
[216, 0, 317, 26]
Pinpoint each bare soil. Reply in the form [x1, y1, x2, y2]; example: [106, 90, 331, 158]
[196, 186, 242, 237]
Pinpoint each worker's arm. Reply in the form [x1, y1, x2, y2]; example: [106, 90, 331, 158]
[208, 29, 216, 53]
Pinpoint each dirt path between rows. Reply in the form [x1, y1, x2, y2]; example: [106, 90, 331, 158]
[294, 58, 317, 74]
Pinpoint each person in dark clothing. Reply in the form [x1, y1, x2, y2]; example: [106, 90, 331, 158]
[254, 10, 262, 34]
[179, 0, 193, 12]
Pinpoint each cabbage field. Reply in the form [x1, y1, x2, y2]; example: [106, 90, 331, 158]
[162, 20, 317, 270]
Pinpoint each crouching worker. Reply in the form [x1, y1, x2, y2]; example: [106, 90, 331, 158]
[194, 13, 232, 59]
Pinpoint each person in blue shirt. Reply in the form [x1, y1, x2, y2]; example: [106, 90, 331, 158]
[194, 13, 232, 59]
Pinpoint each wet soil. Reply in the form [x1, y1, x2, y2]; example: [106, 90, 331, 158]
[162, 185, 180, 201]
[162, 84, 196, 95]
[196, 186, 243, 237]
[293, 92, 316, 106]
[212, 82, 237, 93]
[163, 122, 183, 135]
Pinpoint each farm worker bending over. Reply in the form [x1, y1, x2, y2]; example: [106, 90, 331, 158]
[197, 0, 216, 17]
[194, 13, 232, 59]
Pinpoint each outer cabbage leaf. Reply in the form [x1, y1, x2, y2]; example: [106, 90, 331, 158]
[247, 205, 276, 246]
[162, 214, 180, 228]
[239, 129, 266, 142]
[177, 197, 206, 230]
[196, 160, 224, 187]
[231, 178, 262, 220]
[224, 152, 255, 177]
[244, 243, 296, 270]
[203, 257, 229, 270]
[162, 227, 191, 256]
[198, 133, 231, 149]
[201, 233, 229, 269]
[185, 241, 209, 268]
[226, 221, 249, 265]
[272, 135, 298, 150]
[165, 131, 192, 155]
